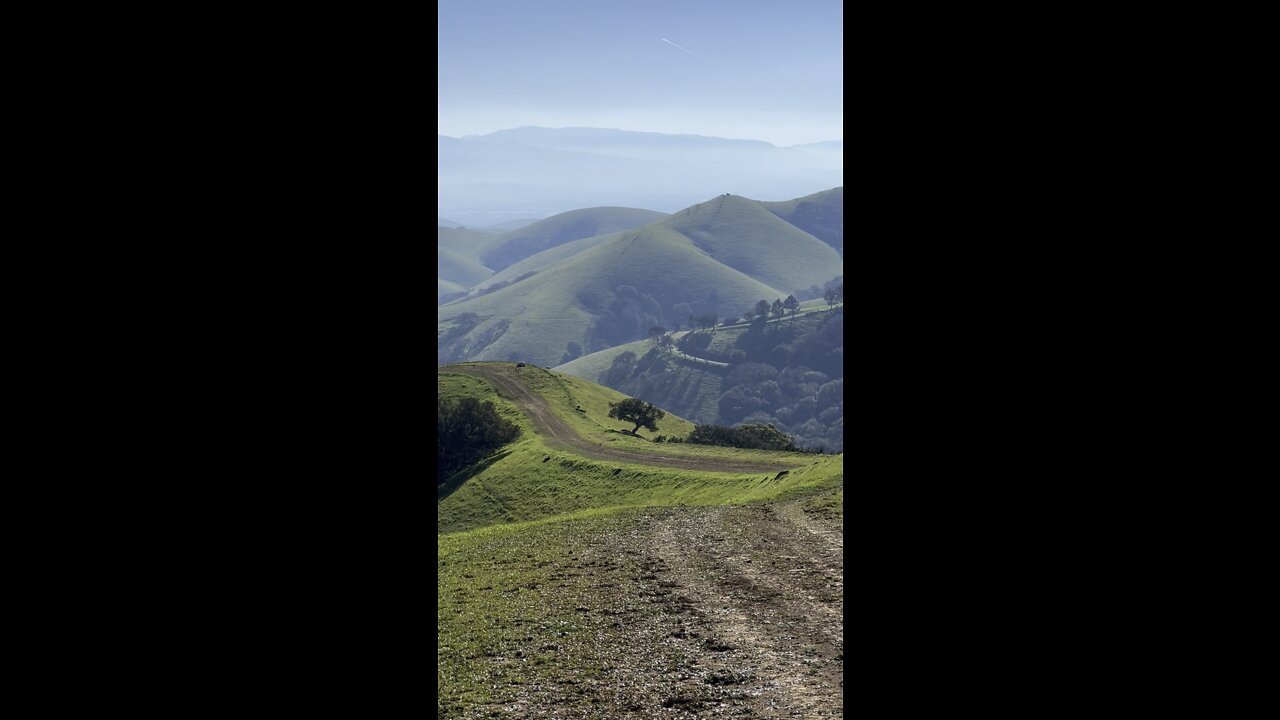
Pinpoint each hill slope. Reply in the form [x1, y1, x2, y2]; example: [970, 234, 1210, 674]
[438, 362, 837, 533]
[761, 186, 844, 256]
[438, 246, 493, 290]
[661, 194, 841, 293]
[438, 361, 844, 717]
[439, 190, 842, 366]
[438, 224, 785, 367]
[558, 305, 844, 450]
[481, 206, 668, 272]
[438, 226, 505, 264]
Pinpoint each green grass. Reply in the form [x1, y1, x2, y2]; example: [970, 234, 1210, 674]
[661, 194, 843, 294]
[482, 206, 669, 271]
[438, 226, 506, 264]
[461, 231, 620, 299]
[438, 364, 841, 533]
[759, 186, 843, 255]
[806, 489, 843, 516]
[438, 226, 784, 367]
[438, 246, 494, 288]
[438, 508, 673, 715]
[438, 190, 844, 367]
[437, 363, 844, 714]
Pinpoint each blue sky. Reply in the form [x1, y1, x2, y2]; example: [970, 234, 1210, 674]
[438, 0, 843, 147]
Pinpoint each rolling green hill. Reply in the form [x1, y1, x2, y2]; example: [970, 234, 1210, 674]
[439, 226, 506, 264]
[447, 231, 620, 303]
[438, 246, 493, 289]
[438, 362, 841, 533]
[439, 190, 843, 367]
[481, 207, 669, 272]
[439, 226, 505, 300]
[439, 224, 785, 367]
[660, 194, 842, 293]
[761, 187, 844, 256]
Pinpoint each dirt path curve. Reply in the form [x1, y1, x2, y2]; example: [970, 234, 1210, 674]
[447, 363, 797, 474]
[645, 497, 844, 717]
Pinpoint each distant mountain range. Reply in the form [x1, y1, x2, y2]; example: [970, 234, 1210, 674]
[439, 127, 841, 220]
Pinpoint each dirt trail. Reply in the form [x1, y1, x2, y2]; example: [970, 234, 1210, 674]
[447, 364, 797, 474]
[644, 498, 844, 717]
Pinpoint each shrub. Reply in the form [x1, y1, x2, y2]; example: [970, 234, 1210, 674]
[438, 397, 520, 483]
[685, 423, 797, 451]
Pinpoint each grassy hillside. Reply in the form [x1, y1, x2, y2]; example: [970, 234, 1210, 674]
[438, 226, 785, 367]
[761, 187, 844, 256]
[438, 246, 493, 289]
[660, 194, 842, 294]
[481, 206, 669, 272]
[439, 191, 843, 367]
[437, 361, 845, 715]
[438, 226, 506, 264]
[556, 309, 838, 424]
[447, 231, 620, 303]
[438, 363, 842, 533]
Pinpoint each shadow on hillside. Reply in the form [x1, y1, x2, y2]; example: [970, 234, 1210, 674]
[437, 448, 514, 503]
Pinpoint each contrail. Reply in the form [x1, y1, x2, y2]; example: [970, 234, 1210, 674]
[661, 38, 698, 57]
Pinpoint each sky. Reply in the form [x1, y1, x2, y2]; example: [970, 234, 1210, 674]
[438, 0, 843, 147]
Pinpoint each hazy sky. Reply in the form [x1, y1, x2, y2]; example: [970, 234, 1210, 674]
[438, 0, 843, 147]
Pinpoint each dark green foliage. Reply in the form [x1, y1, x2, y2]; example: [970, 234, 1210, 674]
[438, 397, 520, 484]
[587, 285, 664, 349]
[603, 351, 638, 386]
[687, 423, 797, 451]
[607, 397, 665, 434]
[560, 341, 584, 365]
[753, 299, 770, 319]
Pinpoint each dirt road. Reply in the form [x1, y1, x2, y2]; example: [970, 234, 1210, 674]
[446, 364, 797, 474]
[643, 499, 844, 717]
[442, 494, 844, 718]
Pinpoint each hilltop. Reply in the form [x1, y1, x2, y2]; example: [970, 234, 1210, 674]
[481, 206, 668, 272]
[438, 190, 842, 367]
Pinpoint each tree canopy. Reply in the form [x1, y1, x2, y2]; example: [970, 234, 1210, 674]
[608, 397, 665, 435]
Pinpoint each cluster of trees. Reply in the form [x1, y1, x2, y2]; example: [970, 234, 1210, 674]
[437, 397, 520, 484]
[687, 423, 798, 451]
[742, 295, 802, 323]
[823, 282, 844, 308]
[714, 308, 844, 452]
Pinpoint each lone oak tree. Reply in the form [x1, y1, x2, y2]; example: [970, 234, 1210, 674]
[608, 397, 665, 435]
